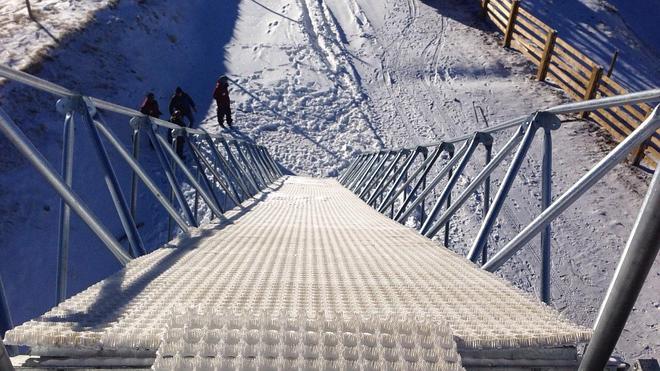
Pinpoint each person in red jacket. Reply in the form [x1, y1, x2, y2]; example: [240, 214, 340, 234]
[139, 93, 162, 118]
[213, 76, 232, 128]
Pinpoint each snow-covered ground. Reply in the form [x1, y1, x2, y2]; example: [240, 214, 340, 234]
[0, 0, 657, 362]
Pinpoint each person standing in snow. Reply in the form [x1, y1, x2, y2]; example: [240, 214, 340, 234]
[168, 110, 186, 159]
[169, 87, 197, 127]
[139, 92, 162, 118]
[213, 76, 233, 128]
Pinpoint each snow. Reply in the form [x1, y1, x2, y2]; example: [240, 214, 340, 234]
[0, 0, 658, 362]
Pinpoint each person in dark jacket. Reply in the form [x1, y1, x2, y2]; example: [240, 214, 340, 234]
[139, 93, 162, 118]
[213, 76, 232, 128]
[169, 87, 196, 127]
[168, 110, 186, 158]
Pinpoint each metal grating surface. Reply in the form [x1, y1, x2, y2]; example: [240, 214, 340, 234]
[151, 308, 464, 370]
[5, 177, 590, 360]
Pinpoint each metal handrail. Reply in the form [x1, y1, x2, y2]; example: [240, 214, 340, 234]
[339, 89, 660, 367]
[360, 89, 660, 153]
[0, 65, 283, 344]
[0, 64, 238, 139]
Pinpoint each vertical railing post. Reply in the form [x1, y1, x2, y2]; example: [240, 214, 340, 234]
[420, 150, 428, 223]
[444, 166, 452, 247]
[581, 65, 603, 119]
[129, 118, 141, 220]
[93, 119, 190, 233]
[536, 30, 557, 81]
[467, 112, 560, 262]
[503, 0, 520, 48]
[482, 143, 493, 264]
[579, 163, 660, 371]
[0, 107, 131, 265]
[77, 98, 146, 257]
[540, 126, 553, 304]
[56, 109, 75, 304]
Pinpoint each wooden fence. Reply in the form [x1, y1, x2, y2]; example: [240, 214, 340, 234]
[481, 0, 659, 169]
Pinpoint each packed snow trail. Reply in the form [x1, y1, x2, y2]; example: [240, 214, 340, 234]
[0, 0, 657, 361]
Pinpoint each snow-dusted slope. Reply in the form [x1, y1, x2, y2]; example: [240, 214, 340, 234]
[0, 0, 117, 70]
[0, 0, 657, 362]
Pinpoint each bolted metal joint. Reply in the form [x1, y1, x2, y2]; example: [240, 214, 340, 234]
[56, 95, 96, 117]
[530, 111, 561, 132]
[474, 131, 494, 147]
[129, 116, 150, 131]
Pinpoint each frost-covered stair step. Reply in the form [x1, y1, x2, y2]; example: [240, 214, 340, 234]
[151, 308, 463, 371]
[5, 177, 590, 363]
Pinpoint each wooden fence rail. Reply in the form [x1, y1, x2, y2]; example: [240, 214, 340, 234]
[481, 0, 659, 170]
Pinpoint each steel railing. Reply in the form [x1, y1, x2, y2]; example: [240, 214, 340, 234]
[339, 89, 660, 368]
[0, 65, 283, 355]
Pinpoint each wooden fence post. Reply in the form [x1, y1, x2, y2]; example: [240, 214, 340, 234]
[536, 30, 557, 81]
[503, 0, 520, 47]
[630, 141, 649, 167]
[580, 65, 603, 119]
[606, 50, 619, 78]
[481, 0, 491, 17]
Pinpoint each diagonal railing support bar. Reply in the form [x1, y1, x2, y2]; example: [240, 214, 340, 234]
[241, 143, 268, 185]
[153, 131, 225, 219]
[185, 138, 225, 214]
[420, 132, 493, 235]
[483, 105, 660, 272]
[358, 151, 393, 199]
[350, 152, 382, 192]
[220, 138, 259, 195]
[0, 107, 131, 265]
[377, 147, 425, 211]
[202, 136, 250, 201]
[423, 126, 524, 242]
[241, 143, 269, 186]
[258, 146, 279, 180]
[146, 126, 198, 228]
[188, 140, 241, 206]
[366, 150, 409, 205]
[339, 155, 364, 184]
[95, 118, 191, 232]
[232, 141, 264, 190]
[344, 154, 371, 187]
[578, 161, 660, 370]
[343, 154, 370, 185]
[252, 145, 276, 183]
[78, 100, 146, 258]
[467, 112, 560, 262]
[395, 142, 468, 222]
[56, 111, 75, 305]
[264, 148, 283, 177]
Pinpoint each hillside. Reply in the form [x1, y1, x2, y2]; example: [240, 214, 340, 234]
[0, 0, 657, 361]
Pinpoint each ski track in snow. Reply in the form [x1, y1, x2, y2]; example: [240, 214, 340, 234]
[0, 0, 657, 361]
